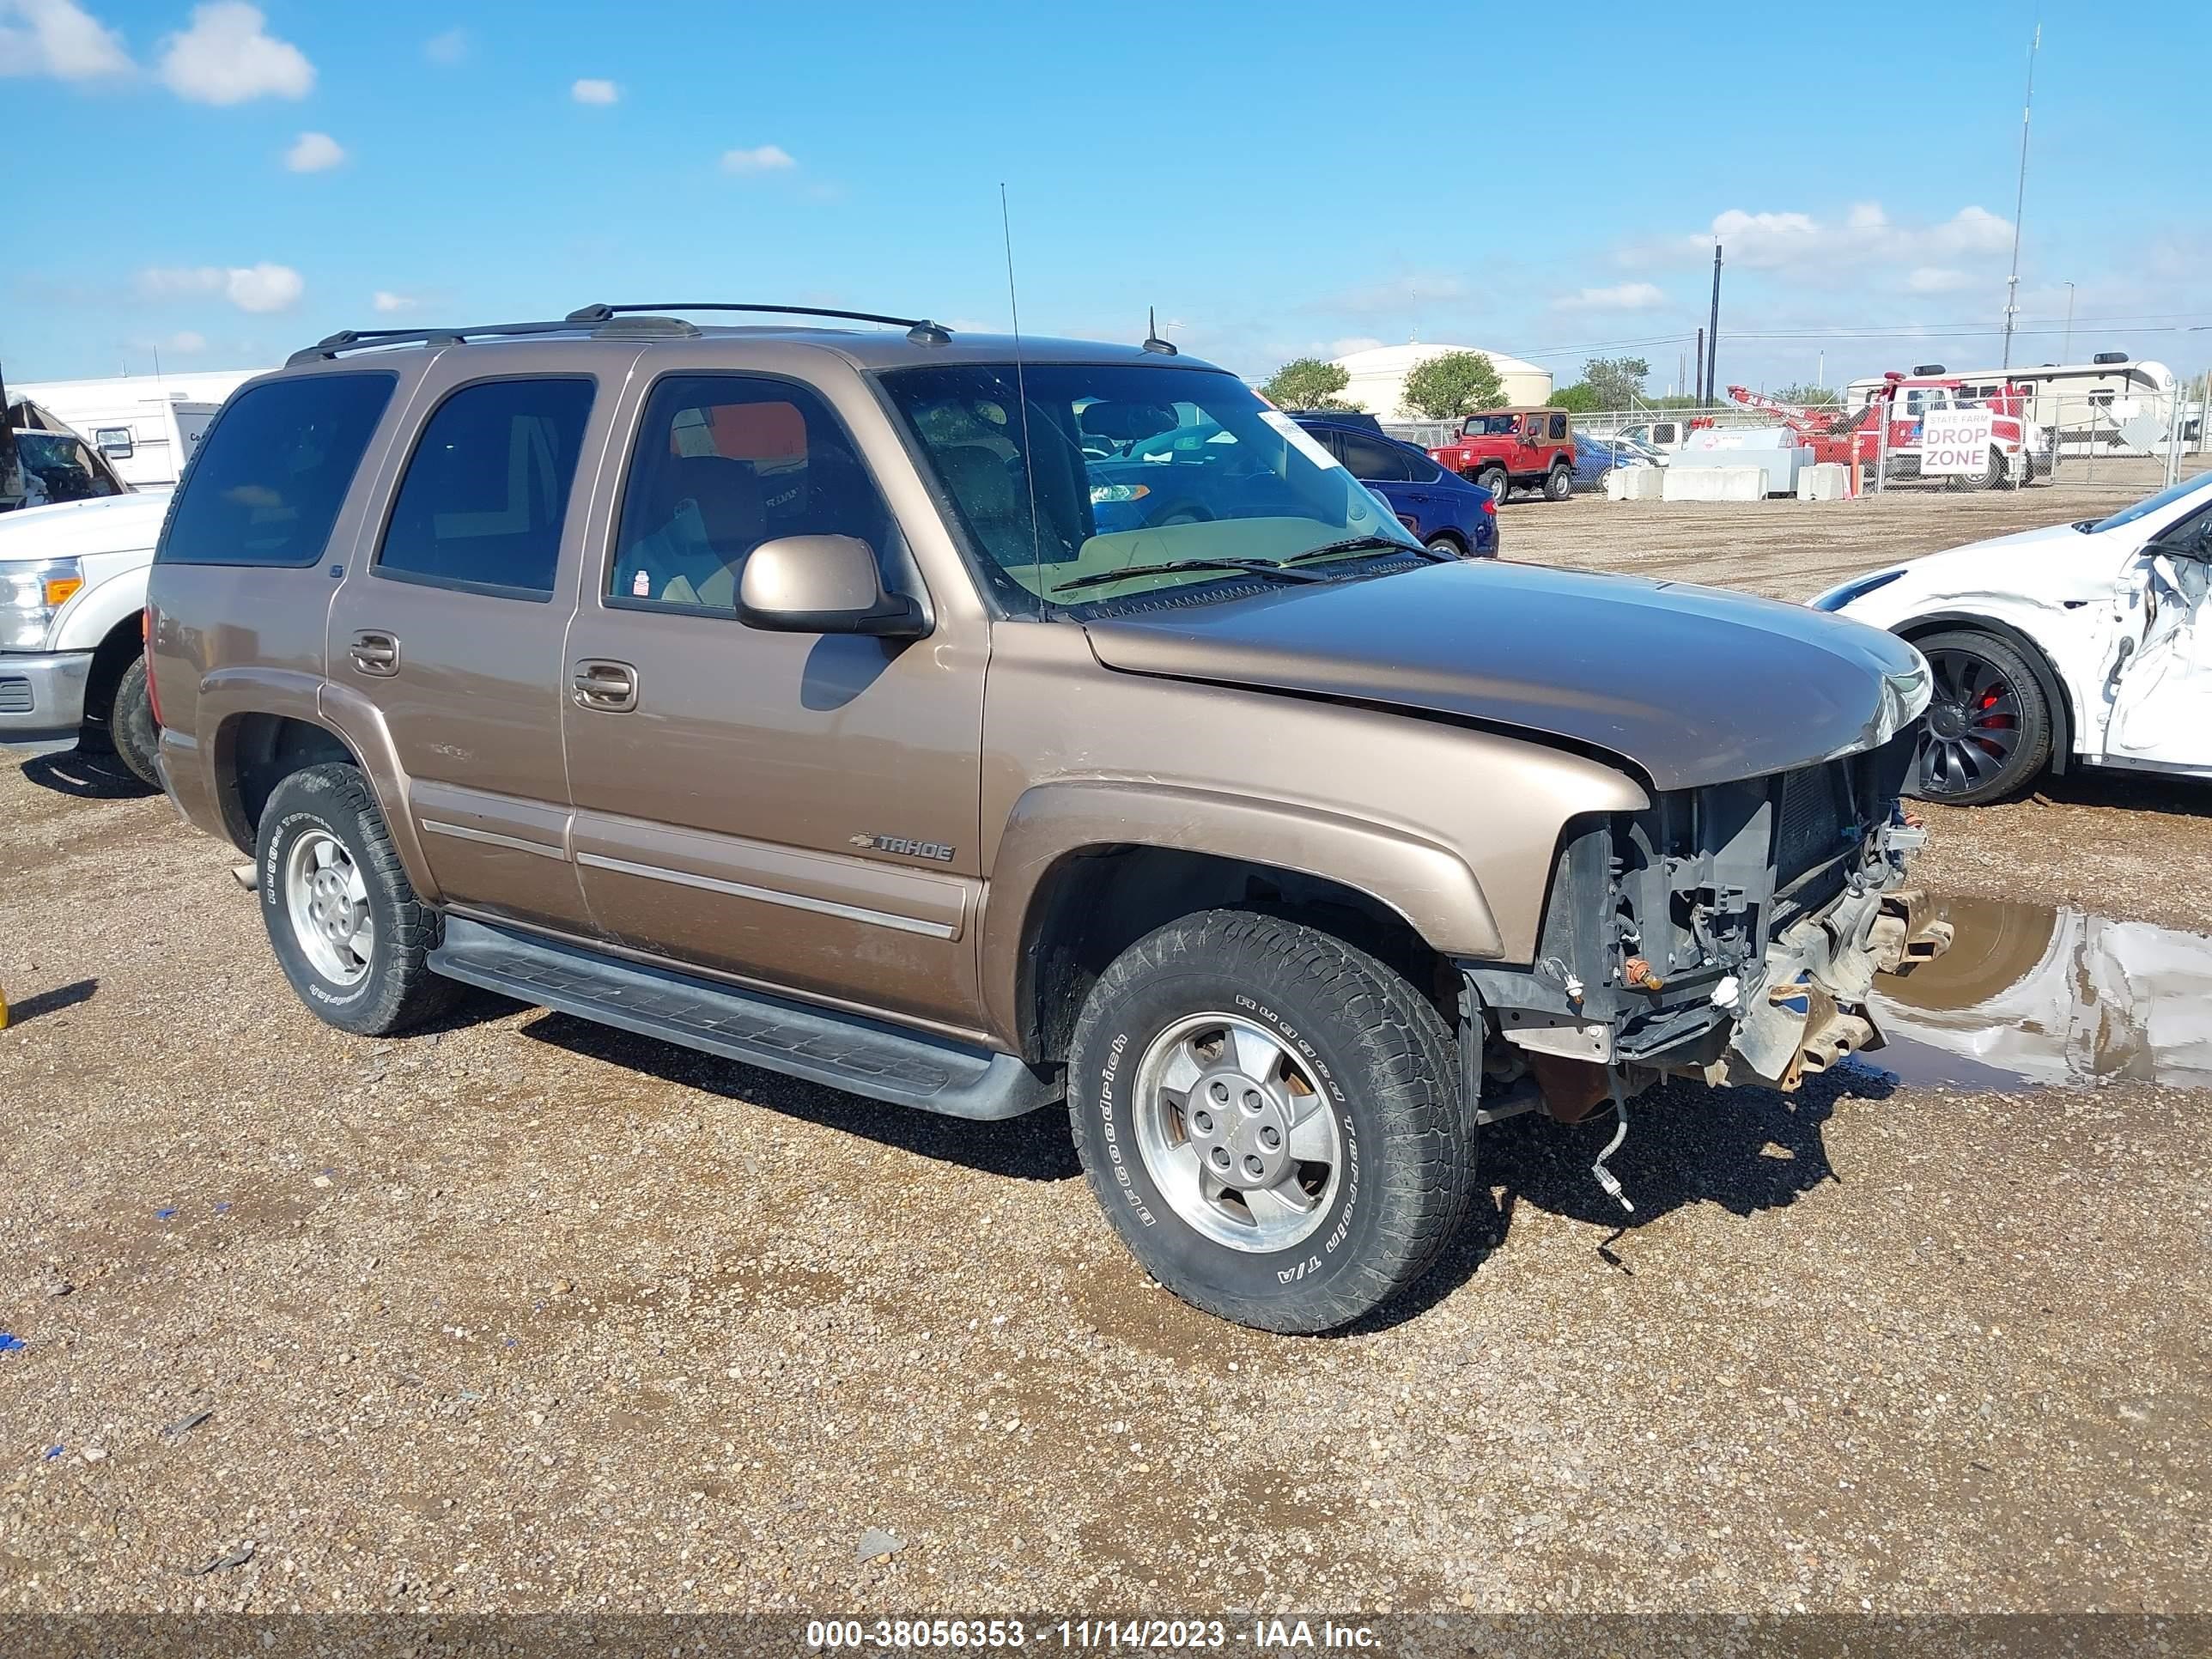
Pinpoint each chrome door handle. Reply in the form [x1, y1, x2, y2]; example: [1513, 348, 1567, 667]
[349, 630, 400, 676]
[571, 659, 638, 713]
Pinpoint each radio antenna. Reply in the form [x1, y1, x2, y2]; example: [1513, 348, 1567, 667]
[1000, 182, 1043, 613]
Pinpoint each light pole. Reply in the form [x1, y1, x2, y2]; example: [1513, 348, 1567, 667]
[2062, 282, 2075, 362]
[2000, 25, 2041, 369]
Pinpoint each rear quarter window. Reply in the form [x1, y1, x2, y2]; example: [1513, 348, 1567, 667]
[155, 374, 397, 567]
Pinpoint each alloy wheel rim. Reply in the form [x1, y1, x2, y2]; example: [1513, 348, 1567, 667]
[283, 830, 374, 987]
[1917, 647, 2023, 795]
[1131, 1012, 1341, 1253]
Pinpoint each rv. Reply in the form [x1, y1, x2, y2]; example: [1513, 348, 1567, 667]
[12, 368, 259, 489]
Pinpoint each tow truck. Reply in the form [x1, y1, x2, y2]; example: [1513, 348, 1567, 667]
[1726, 369, 2048, 488]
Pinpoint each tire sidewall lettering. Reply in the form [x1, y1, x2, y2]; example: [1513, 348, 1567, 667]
[264, 806, 374, 1011]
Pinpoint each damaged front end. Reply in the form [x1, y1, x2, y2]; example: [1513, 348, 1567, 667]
[1462, 728, 1954, 1148]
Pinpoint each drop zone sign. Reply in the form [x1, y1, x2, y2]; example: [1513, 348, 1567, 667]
[1920, 409, 1996, 475]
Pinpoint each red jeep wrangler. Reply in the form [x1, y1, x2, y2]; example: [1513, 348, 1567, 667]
[1431, 408, 1576, 503]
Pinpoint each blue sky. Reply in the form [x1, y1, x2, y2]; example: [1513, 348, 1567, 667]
[4, 0, 2208, 392]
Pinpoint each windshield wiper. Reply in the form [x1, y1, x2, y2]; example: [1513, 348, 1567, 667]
[1051, 557, 1322, 594]
[2071, 519, 2099, 533]
[1284, 534, 1450, 567]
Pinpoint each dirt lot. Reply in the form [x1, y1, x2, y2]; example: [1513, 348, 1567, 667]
[3, 471, 2209, 1620]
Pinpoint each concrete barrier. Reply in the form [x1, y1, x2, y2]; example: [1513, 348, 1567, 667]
[1662, 465, 1763, 502]
[1610, 465, 1664, 501]
[1796, 462, 1850, 501]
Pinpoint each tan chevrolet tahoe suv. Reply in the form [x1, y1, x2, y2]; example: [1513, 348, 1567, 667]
[146, 302, 1949, 1334]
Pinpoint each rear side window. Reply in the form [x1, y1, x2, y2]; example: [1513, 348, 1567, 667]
[156, 374, 395, 567]
[1339, 431, 1413, 482]
[375, 377, 595, 599]
[1550, 413, 1569, 440]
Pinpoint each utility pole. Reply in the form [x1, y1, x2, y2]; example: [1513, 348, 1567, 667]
[1704, 244, 1723, 402]
[2001, 22, 2041, 370]
[1694, 327, 1705, 405]
[2061, 281, 2075, 361]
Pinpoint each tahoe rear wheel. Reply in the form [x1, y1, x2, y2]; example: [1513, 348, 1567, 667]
[1067, 911, 1474, 1334]
[1543, 463, 1573, 501]
[1909, 629, 2051, 805]
[256, 763, 459, 1035]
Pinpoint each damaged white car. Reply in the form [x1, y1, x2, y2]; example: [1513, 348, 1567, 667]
[1814, 470, 2212, 803]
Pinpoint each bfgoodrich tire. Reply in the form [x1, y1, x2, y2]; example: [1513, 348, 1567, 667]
[1067, 911, 1474, 1334]
[109, 654, 161, 788]
[255, 764, 459, 1036]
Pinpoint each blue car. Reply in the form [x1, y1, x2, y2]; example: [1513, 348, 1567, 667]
[1571, 428, 1661, 489]
[1294, 416, 1497, 556]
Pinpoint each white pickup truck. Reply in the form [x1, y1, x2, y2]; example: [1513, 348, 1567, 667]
[0, 488, 173, 783]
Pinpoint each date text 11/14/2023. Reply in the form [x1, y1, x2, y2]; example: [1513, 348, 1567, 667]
[805, 1619, 1381, 1650]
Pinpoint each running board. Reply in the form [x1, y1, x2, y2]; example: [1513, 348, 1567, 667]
[428, 917, 1059, 1121]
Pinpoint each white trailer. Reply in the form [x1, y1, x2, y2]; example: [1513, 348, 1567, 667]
[12, 368, 260, 488]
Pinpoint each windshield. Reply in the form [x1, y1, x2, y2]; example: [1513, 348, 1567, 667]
[881, 362, 1419, 610]
[2090, 470, 2212, 535]
[7, 430, 126, 509]
[1461, 413, 1520, 436]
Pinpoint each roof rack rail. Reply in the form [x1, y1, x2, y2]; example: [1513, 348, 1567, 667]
[566, 302, 952, 346]
[285, 317, 588, 367]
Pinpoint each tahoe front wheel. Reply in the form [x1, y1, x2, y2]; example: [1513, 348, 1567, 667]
[1067, 911, 1474, 1334]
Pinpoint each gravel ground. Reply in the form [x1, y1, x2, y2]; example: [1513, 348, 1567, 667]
[3, 471, 2209, 1618]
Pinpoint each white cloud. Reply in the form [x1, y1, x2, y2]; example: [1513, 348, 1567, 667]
[720, 143, 796, 175]
[0, 0, 132, 80]
[138, 261, 303, 313]
[158, 2, 311, 103]
[423, 27, 466, 64]
[1557, 281, 1666, 311]
[1328, 336, 1387, 357]
[570, 76, 617, 105]
[1623, 202, 2013, 276]
[371, 290, 416, 313]
[1905, 266, 1975, 294]
[283, 131, 344, 173]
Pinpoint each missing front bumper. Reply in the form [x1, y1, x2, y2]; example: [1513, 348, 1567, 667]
[1718, 886, 1954, 1090]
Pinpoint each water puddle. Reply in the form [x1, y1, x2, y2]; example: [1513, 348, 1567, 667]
[1856, 896, 2212, 1091]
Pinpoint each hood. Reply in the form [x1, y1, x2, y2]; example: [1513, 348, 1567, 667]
[1084, 560, 1929, 792]
[0, 489, 171, 560]
[1866, 518, 2112, 605]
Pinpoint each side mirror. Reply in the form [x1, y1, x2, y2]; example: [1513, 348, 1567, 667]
[737, 535, 927, 638]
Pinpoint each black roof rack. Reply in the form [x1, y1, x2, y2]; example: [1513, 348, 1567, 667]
[286, 317, 593, 366]
[288, 301, 956, 367]
[566, 302, 951, 345]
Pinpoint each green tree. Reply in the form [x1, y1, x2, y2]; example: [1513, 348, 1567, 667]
[1582, 356, 1650, 410]
[1400, 350, 1505, 420]
[1771, 382, 1840, 408]
[1547, 382, 1601, 412]
[1260, 357, 1352, 411]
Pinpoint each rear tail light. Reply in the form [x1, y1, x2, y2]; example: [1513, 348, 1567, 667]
[143, 605, 163, 727]
[1481, 496, 1497, 515]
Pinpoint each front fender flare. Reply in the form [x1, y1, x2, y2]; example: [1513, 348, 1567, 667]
[977, 779, 1504, 1048]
